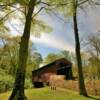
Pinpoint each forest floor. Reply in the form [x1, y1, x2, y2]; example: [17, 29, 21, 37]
[0, 87, 100, 100]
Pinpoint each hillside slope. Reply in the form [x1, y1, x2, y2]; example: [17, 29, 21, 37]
[0, 88, 100, 100]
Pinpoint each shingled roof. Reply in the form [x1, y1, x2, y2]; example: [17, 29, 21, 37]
[32, 58, 72, 74]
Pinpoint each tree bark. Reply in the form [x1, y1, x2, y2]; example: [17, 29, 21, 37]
[9, 0, 37, 100]
[73, 3, 88, 96]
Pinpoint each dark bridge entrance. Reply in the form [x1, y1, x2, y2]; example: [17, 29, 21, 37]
[57, 64, 72, 79]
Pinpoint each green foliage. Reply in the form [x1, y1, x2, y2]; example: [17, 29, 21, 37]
[43, 51, 76, 65]
[16, 0, 29, 6]
[0, 68, 33, 92]
[43, 53, 62, 65]
[0, 21, 10, 34]
[0, 68, 14, 93]
[25, 79, 33, 89]
[59, 50, 72, 60]
[0, 36, 20, 75]
[0, 36, 43, 78]
[26, 52, 43, 78]
[0, 0, 29, 6]
[45, 0, 75, 17]
[84, 33, 100, 79]
[88, 58, 100, 79]
[0, 0, 53, 38]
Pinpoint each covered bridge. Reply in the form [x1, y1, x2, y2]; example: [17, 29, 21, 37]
[32, 58, 73, 88]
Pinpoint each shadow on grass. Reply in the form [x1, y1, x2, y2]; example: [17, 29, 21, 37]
[87, 96, 100, 100]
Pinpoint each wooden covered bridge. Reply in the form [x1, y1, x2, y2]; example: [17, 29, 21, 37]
[32, 58, 73, 88]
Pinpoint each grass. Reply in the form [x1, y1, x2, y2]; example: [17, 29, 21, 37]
[0, 87, 100, 100]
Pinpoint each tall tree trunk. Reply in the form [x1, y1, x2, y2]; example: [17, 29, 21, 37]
[9, 0, 36, 100]
[73, 3, 88, 96]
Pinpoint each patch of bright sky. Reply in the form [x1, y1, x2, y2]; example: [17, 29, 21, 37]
[7, 5, 100, 58]
[79, 5, 100, 34]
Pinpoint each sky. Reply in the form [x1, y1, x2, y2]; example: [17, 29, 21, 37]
[7, 4, 100, 58]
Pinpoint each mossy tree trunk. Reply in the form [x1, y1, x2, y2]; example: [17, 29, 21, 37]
[73, 1, 88, 96]
[9, 0, 37, 100]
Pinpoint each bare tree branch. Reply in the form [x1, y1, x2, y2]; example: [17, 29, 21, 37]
[78, 0, 89, 6]
[94, 2, 100, 5]
[0, 2, 15, 7]
[40, 1, 73, 7]
[0, 2, 15, 10]
[9, 5, 25, 14]
[32, 7, 45, 18]
[46, 8, 65, 22]
[8, 20, 22, 34]
[0, 10, 16, 22]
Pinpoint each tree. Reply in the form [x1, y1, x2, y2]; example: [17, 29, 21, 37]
[43, 50, 74, 65]
[9, 0, 37, 99]
[26, 52, 43, 78]
[87, 33, 100, 59]
[72, 0, 100, 95]
[88, 57, 99, 79]
[43, 53, 62, 65]
[72, 0, 87, 96]
[0, 36, 20, 75]
[86, 33, 100, 78]
[44, 0, 88, 96]
[59, 50, 72, 61]
[1, 0, 98, 98]
[0, 0, 52, 99]
[0, 35, 42, 78]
